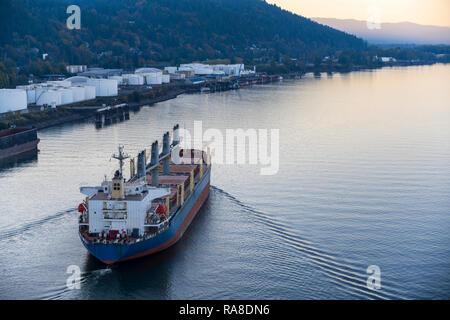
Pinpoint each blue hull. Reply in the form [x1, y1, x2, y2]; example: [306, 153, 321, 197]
[80, 168, 211, 264]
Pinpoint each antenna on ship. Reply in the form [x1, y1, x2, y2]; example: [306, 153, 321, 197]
[112, 145, 129, 178]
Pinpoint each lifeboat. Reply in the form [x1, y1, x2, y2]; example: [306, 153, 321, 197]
[78, 202, 87, 213]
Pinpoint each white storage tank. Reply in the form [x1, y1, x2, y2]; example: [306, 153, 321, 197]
[47, 80, 71, 88]
[129, 75, 139, 85]
[83, 85, 96, 100]
[70, 86, 85, 103]
[57, 88, 73, 105]
[164, 66, 178, 74]
[135, 68, 163, 85]
[26, 88, 36, 104]
[87, 79, 118, 96]
[142, 72, 162, 85]
[123, 74, 143, 85]
[34, 85, 51, 103]
[0, 89, 27, 113]
[108, 76, 123, 85]
[36, 89, 61, 107]
[16, 85, 37, 104]
[162, 73, 170, 84]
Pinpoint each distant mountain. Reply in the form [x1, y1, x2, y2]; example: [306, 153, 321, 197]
[313, 18, 450, 45]
[0, 0, 365, 69]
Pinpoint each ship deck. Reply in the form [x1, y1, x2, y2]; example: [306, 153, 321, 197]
[79, 149, 210, 245]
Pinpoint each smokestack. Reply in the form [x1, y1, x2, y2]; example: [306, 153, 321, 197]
[173, 124, 180, 146]
[130, 158, 135, 178]
[137, 151, 146, 178]
[163, 131, 170, 175]
[150, 141, 159, 187]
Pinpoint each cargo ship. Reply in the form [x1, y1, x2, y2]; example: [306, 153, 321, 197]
[0, 127, 40, 160]
[78, 124, 211, 264]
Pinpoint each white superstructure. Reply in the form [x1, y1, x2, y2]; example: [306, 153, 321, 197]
[80, 146, 171, 235]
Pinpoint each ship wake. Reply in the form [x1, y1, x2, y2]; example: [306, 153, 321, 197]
[0, 207, 76, 241]
[211, 185, 409, 300]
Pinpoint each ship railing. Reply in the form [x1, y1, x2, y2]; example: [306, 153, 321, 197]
[143, 219, 170, 228]
[78, 214, 89, 225]
[81, 225, 171, 245]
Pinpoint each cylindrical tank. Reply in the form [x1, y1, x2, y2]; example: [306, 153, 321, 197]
[16, 85, 37, 104]
[36, 89, 61, 107]
[83, 85, 96, 100]
[129, 75, 139, 85]
[162, 74, 170, 84]
[144, 72, 163, 85]
[70, 86, 85, 102]
[57, 88, 73, 105]
[87, 79, 118, 96]
[34, 85, 50, 104]
[128, 75, 143, 86]
[108, 76, 123, 85]
[0, 89, 27, 113]
[47, 80, 71, 88]
[164, 67, 178, 74]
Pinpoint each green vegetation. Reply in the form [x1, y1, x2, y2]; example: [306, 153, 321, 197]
[0, 0, 448, 86]
[0, 108, 78, 129]
[0, 0, 364, 86]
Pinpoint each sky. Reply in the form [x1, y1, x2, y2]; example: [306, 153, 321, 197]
[268, 0, 450, 27]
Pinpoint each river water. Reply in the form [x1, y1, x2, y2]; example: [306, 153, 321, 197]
[0, 64, 449, 299]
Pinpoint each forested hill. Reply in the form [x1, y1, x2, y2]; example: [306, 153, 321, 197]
[0, 0, 365, 70]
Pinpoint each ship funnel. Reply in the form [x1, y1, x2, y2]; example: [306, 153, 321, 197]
[163, 131, 170, 175]
[173, 124, 180, 146]
[137, 151, 146, 178]
[150, 141, 159, 187]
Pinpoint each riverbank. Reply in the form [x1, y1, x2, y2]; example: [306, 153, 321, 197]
[3, 61, 446, 131]
[0, 108, 93, 130]
[0, 86, 188, 131]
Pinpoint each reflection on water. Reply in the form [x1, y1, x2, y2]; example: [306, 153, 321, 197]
[0, 149, 38, 171]
[0, 65, 449, 299]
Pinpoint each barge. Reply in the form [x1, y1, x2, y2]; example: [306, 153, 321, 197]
[0, 127, 39, 160]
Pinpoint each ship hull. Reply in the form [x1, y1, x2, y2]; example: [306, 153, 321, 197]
[80, 167, 211, 264]
[0, 127, 39, 160]
[0, 139, 39, 160]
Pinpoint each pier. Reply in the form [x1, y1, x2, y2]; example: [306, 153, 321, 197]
[95, 103, 130, 127]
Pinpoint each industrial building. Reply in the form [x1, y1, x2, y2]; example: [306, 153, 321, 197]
[171, 63, 247, 77]
[66, 65, 87, 74]
[78, 68, 123, 78]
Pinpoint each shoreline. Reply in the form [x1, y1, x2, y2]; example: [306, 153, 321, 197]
[4, 62, 446, 131]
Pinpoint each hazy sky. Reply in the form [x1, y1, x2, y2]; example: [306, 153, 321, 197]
[268, 0, 450, 27]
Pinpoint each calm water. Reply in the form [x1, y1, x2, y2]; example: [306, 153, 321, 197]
[0, 65, 449, 299]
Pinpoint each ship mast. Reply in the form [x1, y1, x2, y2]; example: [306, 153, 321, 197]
[112, 145, 129, 177]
